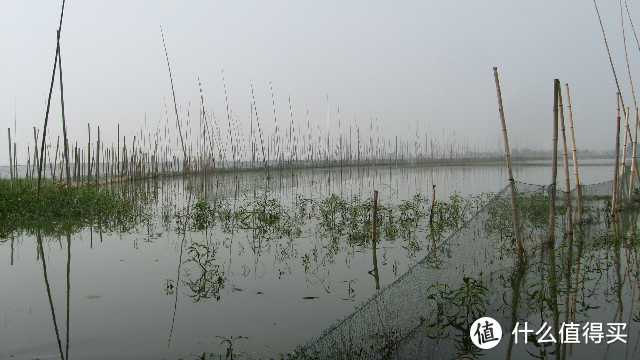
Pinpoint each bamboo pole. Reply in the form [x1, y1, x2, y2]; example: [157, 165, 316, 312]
[548, 80, 560, 246]
[613, 93, 622, 218]
[52, 136, 59, 181]
[565, 84, 583, 224]
[7, 128, 13, 187]
[429, 185, 436, 225]
[629, 107, 639, 202]
[160, 27, 187, 170]
[558, 86, 573, 235]
[59, 36, 71, 188]
[96, 126, 100, 184]
[621, 108, 630, 183]
[87, 123, 91, 182]
[37, 1, 66, 195]
[493, 67, 523, 255]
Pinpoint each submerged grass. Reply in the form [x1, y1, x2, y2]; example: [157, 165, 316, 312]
[0, 178, 148, 237]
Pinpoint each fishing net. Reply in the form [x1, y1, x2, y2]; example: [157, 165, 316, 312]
[292, 167, 637, 360]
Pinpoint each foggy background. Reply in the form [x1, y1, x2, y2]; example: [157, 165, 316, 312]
[0, 1, 637, 165]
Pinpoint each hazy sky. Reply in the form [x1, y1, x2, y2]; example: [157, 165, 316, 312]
[1, 1, 638, 165]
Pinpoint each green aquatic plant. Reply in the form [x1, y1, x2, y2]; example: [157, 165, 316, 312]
[182, 241, 226, 302]
[0, 178, 148, 238]
[424, 277, 490, 359]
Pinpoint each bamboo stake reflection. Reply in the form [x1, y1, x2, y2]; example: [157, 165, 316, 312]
[368, 190, 380, 290]
[37, 230, 65, 360]
[505, 257, 526, 360]
[65, 233, 71, 360]
[546, 240, 561, 360]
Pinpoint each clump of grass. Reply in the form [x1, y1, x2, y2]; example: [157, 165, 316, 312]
[0, 178, 147, 237]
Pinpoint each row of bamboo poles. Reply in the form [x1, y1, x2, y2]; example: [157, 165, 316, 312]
[495, 0, 640, 254]
[5, 122, 524, 186]
[2, 0, 559, 190]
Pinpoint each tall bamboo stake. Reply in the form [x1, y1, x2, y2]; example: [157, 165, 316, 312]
[558, 86, 574, 235]
[52, 136, 59, 180]
[37, 2, 66, 196]
[629, 107, 639, 202]
[59, 35, 71, 188]
[87, 123, 91, 182]
[493, 67, 523, 255]
[161, 27, 187, 170]
[565, 84, 583, 224]
[96, 126, 100, 184]
[548, 80, 560, 246]
[621, 109, 630, 181]
[613, 93, 622, 217]
[7, 128, 13, 187]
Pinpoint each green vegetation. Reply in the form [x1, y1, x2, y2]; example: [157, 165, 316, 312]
[0, 178, 148, 238]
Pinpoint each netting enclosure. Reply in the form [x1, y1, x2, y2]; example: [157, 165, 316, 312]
[291, 170, 635, 359]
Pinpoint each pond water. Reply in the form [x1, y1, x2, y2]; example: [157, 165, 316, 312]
[0, 161, 622, 359]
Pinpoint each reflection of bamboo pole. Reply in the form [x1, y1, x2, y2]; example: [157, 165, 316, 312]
[548, 80, 560, 247]
[613, 93, 622, 218]
[65, 233, 71, 360]
[569, 231, 584, 356]
[558, 87, 573, 235]
[493, 67, 523, 256]
[370, 190, 380, 290]
[10, 233, 14, 266]
[547, 244, 561, 360]
[36, 230, 65, 360]
[505, 259, 525, 360]
[565, 84, 583, 224]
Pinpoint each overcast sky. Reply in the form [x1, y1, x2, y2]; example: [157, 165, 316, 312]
[1, 1, 638, 165]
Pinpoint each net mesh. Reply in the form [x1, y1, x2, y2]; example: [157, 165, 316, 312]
[292, 167, 636, 359]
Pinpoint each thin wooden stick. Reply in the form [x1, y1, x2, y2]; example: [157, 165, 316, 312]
[493, 67, 523, 255]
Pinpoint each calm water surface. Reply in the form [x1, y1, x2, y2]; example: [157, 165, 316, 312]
[0, 162, 619, 359]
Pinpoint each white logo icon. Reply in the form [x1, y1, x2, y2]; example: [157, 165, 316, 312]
[470, 317, 503, 349]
